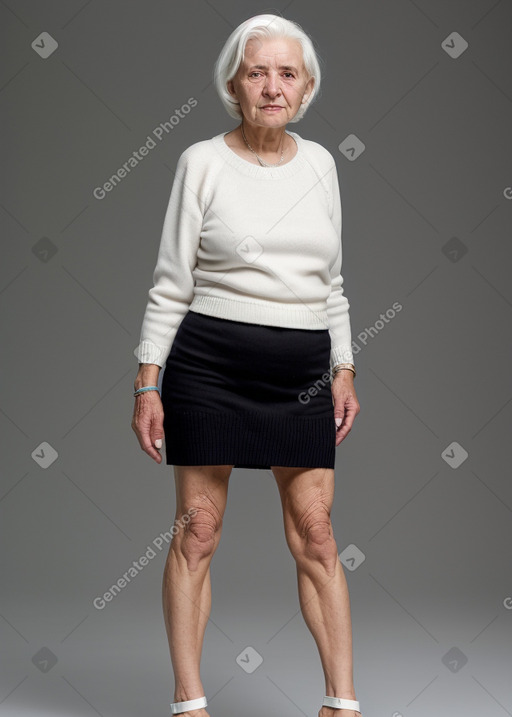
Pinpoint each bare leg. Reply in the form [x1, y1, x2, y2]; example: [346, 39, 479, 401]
[162, 464, 233, 716]
[272, 466, 360, 717]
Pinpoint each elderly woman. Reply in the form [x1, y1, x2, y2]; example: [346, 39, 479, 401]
[132, 13, 362, 717]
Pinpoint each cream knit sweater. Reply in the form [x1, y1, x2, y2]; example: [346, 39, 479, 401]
[136, 131, 354, 370]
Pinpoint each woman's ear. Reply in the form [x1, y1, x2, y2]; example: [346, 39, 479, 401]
[226, 80, 237, 100]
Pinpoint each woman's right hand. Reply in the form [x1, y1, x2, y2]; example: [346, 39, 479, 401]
[131, 364, 165, 463]
[131, 390, 165, 463]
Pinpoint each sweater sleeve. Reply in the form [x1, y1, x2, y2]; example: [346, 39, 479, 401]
[136, 148, 205, 367]
[326, 158, 355, 370]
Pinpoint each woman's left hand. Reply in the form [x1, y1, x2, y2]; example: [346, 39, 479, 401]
[332, 371, 360, 446]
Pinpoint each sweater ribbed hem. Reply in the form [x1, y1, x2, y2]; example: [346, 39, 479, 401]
[163, 409, 336, 469]
[136, 321, 355, 370]
[188, 295, 329, 330]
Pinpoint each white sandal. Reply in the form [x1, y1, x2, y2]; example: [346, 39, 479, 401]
[169, 694, 360, 715]
[323, 696, 361, 714]
[170, 696, 207, 714]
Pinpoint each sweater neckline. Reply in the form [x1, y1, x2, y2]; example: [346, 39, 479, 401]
[211, 130, 307, 179]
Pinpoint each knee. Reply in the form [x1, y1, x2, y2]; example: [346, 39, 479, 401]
[304, 519, 339, 575]
[290, 505, 339, 575]
[178, 507, 221, 571]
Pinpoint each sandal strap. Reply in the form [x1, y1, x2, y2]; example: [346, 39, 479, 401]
[170, 696, 207, 714]
[323, 695, 360, 712]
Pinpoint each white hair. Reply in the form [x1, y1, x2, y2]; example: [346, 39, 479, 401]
[213, 14, 322, 124]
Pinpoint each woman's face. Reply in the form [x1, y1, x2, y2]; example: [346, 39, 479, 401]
[227, 36, 314, 128]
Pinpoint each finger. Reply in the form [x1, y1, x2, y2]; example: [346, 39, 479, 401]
[335, 405, 357, 443]
[334, 410, 346, 443]
[136, 421, 163, 462]
[151, 424, 165, 452]
[134, 409, 165, 462]
[141, 437, 162, 463]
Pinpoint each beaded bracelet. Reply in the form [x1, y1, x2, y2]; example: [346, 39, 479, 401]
[133, 385, 160, 397]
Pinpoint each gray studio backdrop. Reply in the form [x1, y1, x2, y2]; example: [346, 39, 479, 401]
[1, 1, 511, 716]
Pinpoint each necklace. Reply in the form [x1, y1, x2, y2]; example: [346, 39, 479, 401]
[240, 123, 286, 167]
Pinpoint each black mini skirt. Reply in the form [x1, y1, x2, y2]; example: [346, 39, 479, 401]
[161, 309, 336, 469]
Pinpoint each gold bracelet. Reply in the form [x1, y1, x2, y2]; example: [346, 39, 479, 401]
[333, 362, 356, 374]
[332, 363, 356, 379]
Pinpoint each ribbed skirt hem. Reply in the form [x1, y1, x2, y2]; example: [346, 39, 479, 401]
[163, 409, 336, 469]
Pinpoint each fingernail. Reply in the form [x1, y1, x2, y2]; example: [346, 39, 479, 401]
[335, 418, 342, 428]
[155, 438, 162, 449]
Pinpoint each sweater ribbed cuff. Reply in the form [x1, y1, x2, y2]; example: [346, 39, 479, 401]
[136, 340, 169, 368]
[330, 344, 354, 372]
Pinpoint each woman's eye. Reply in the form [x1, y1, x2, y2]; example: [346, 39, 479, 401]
[249, 72, 294, 79]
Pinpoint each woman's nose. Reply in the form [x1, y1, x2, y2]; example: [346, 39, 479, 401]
[263, 73, 281, 95]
